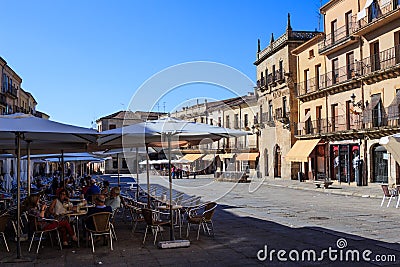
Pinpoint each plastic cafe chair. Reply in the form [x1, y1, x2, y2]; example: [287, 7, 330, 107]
[186, 202, 217, 240]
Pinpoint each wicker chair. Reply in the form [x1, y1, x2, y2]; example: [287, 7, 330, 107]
[381, 184, 397, 207]
[142, 208, 170, 245]
[28, 215, 62, 254]
[127, 204, 145, 233]
[186, 202, 217, 240]
[85, 212, 113, 253]
[0, 213, 11, 252]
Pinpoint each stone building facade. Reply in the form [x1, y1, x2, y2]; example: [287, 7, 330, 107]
[290, 0, 400, 186]
[254, 15, 320, 180]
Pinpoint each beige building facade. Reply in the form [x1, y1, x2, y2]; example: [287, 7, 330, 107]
[1, 56, 46, 118]
[255, 15, 320, 180]
[291, 0, 400, 186]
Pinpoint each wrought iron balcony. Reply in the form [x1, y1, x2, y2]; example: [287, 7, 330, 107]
[357, 44, 400, 76]
[298, 45, 400, 97]
[295, 115, 363, 136]
[297, 64, 357, 96]
[2, 86, 18, 98]
[353, 0, 400, 33]
[294, 107, 400, 137]
[319, 23, 354, 53]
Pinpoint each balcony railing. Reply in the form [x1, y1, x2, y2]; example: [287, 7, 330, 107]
[2, 86, 18, 98]
[297, 64, 356, 95]
[295, 114, 362, 136]
[353, 0, 400, 32]
[294, 107, 400, 136]
[297, 45, 400, 97]
[357, 44, 400, 75]
[319, 23, 354, 52]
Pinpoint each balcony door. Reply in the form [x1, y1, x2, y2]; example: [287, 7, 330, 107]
[395, 31, 400, 64]
[315, 64, 322, 89]
[331, 20, 337, 44]
[345, 11, 352, 36]
[370, 41, 380, 72]
[346, 52, 354, 79]
[332, 58, 339, 84]
[316, 106, 322, 133]
[369, 0, 379, 22]
[331, 104, 338, 132]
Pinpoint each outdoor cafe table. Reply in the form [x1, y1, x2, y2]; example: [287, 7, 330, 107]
[67, 209, 89, 247]
[156, 205, 183, 237]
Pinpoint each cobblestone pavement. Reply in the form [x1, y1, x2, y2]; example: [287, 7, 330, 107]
[1, 174, 399, 266]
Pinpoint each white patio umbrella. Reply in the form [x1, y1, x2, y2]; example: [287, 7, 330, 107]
[0, 113, 98, 260]
[380, 134, 400, 164]
[98, 117, 249, 241]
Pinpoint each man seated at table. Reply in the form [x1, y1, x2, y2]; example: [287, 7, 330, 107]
[85, 194, 112, 230]
[85, 178, 101, 202]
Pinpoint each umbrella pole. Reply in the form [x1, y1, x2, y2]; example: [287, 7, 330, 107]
[16, 133, 22, 259]
[136, 147, 139, 201]
[27, 141, 31, 196]
[117, 154, 120, 187]
[146, 145, 150, 208]
[61, 150, 65, 188]
[167, 133, 174, 241]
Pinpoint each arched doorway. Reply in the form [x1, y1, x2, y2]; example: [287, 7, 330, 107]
[274, 145, 281, 178]
[372, 144, 388, 183]
[264, 149, 269, 176]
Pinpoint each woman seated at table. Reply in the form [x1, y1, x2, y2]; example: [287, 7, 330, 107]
[105, 187, 121, 211]
[24, 194, 78, 247]
[49, 188, 71, 217]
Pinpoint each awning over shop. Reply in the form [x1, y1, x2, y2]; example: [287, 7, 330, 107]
[217, 153, 235, 159]
[285, 139, 321, 162]
[202, 154, 216, 161]
[180, 154, 204, 162]
[235, 153, 259, 161]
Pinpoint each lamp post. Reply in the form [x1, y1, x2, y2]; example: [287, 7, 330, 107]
[350, 93, 367, 186]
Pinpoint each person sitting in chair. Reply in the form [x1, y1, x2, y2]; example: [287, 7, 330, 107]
[105, 187, 121, 211]
[85, 194, 112, 230]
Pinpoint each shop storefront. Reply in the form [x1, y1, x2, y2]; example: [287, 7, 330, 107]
[330, 144, 361, 184]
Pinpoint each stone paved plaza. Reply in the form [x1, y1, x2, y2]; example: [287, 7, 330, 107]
[1, 175, 400, 266]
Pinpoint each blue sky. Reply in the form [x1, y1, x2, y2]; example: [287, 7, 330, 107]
[1, 0, 328, 128]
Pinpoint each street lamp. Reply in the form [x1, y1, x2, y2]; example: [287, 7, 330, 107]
[349, 93, 368, 186]
[350, 93, 367, 109]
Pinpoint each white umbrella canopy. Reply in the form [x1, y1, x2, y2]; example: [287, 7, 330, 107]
[0, 113, 99, 260]
[97, 116, 250, 241]
[380, 134, 400, 164]
[0, 114, 98, 154]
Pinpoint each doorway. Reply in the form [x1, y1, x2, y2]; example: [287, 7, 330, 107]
[274, 145, 281, 177]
